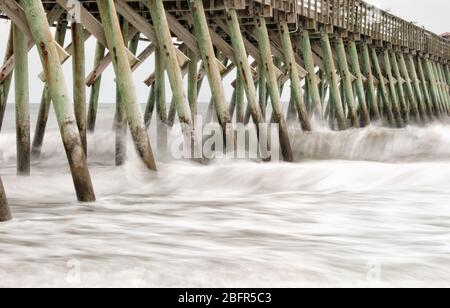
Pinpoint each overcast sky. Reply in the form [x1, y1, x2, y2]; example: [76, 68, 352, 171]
[0, 0, 448, 104]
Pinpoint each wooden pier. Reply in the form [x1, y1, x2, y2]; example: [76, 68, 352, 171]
[1, 0, 450, 221]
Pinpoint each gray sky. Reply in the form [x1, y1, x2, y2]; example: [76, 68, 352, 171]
[0, 0, 449, 104]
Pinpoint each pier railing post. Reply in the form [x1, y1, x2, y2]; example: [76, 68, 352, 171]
[256, 17, 293, 161]
[0, 177, 11, 222]
[96, 0, 157, 170]
[320, 33, 346, 130]
[20, 0, 95, 201]
[13, 23, 30, 176]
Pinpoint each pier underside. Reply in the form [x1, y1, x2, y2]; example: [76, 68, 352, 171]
[0, 0, 450, 220]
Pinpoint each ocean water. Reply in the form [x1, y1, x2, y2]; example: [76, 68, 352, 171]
[1, 104, 450, 287]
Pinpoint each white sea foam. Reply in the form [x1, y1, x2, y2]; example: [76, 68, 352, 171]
[1, 105, 450, 287]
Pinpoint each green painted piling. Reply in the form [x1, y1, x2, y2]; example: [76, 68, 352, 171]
[389, 51, 411, 124]
[72, 22, 87, 154]
[280, 22, 311, 131]
[416, 57, 437, 118]
[256, 17, 293, 162]
[370, 48, 395, 125]
[146, 0, 199, 154]
[31, 21, 67, 159]
[0, 177, 11, 222]
[348, 41, 370, 126]
[320, 33, 346, 130]
[97, 0, 157, 170]
[189, 0, 232, 141]
[397, 53, 422, 123]
[21, 0, 95, 201]
[188, 48, 199, 121]
[405, 54, 429, 121]
[424, 59, 444, 116]
[360, 44, 380, 120]
[0, 26, 14, 132]
[13, 24, 30, 176]
[300, 30, 323, 121]
[381, 50, 404, 127]
[87, 42, 106, 132]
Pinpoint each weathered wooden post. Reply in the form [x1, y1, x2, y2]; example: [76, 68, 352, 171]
[97, 0, 157, 170]
[0, 177, 11, 222]
[256, 17, 293, 161]
[381, 50, 404, 127]
[360, 43, 380, 120]
[21, 0, 95, 201]
[416, 56, 438, 118]
[146, 0, 200, 156]
[0, 26, 13, 132]
[13, 23, 30, 176]
[300, 30, 323, 121]
[31, 20, 67, 159]
[188, 0, 233, 143]
[424, 58, 444, 116]
[87, 42, 105, 132]
[336, 37, 359, 128]
[371, 48, 395, 125]
[321, 33, 346, 130]
[144, 85, 156, 127]
[348, 41, 370, 126]
[188, 47, 199, 121]
[72, 21, 87, 154]
[405, 54, 429, 121]
[280, 22, 311, 131]
[397, 53, 423, 123]
[389, 51, 410, 124]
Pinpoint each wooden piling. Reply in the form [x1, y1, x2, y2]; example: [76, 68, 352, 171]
[280, 22, 311, 131]
[0, 26, 14, 132]
[424, 58, 444, 117]
[370, 48, 395, 125]
[320, 33, 346, 130]
[389, 51, 410, 124]
[381, 50, 404, 127]
[31, 20, 67, 159]
[256, 17, 293, 162]
[87, 42, 106, 132]
[335, 38, 359, 128]
[348, 41, 370, 126]
[97, 0, 157, 170]
[405, 54, 429, 121]
[0, 177, 11, 222]
[21, 0, 95, 201]
[360, 43, 380, 121]
[188, 48, 199, 121]
[72, 22, 87, 154]
[146, 0, 199, 156]
[300, 30, 323, 121]
[13, 24, 30, 176]
[189, 0, 232, 142]
[416, 56, 437, 118]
